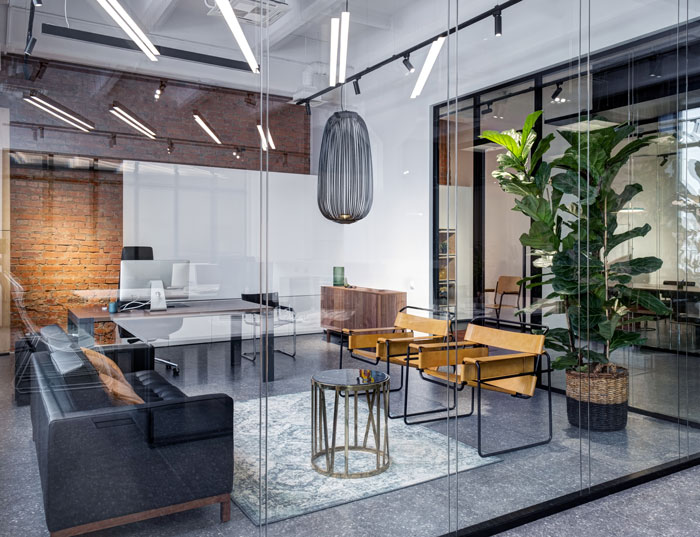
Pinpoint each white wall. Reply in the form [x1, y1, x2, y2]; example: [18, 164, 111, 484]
[123, 161, 344, 335]
[307, 0, 698, 310]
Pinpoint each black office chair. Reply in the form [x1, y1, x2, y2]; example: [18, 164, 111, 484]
[241, 292, 297, 361]
[119, 246, 181, 375]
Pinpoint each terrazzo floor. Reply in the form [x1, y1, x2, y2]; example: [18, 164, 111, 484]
[2, 333, 699, 537]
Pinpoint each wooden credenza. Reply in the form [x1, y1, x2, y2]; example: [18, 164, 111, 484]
[321, 286, 407, 339]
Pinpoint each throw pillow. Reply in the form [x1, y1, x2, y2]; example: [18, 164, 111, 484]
[81, 347, 127, 383]
[99, 373, 144, 405]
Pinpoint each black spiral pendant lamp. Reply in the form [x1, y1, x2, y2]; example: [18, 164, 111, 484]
[317, 111, 373, 224]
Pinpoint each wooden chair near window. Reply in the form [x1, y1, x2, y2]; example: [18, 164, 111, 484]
[407, 318, 552, 456]
[484, 276, 523, 328]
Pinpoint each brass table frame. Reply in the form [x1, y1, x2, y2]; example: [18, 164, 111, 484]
[311, 372, 390, 478]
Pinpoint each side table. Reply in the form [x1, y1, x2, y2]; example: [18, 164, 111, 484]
[311, 368, 390, 478]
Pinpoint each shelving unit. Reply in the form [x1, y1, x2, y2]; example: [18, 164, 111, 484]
[435, 228, 456, 310]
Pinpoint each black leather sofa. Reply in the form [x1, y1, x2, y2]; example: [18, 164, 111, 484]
[26, 325, 233, 536]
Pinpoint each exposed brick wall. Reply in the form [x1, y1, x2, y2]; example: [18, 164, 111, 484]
[1, 54, 310, 174]
[10, 167, 122, 344]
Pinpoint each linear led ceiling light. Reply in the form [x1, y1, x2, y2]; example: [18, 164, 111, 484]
[23, 91, 95, 132]
[329, 17, 340, 86]
[109, 101, 156, 139]
[338, 11, 350, 83]
[215, 0, 259, 73]
[96, 0, 160, 62]
[193, 111, 222, 144]
[410, 36, 445, 99]
[257, 124, 275, 151]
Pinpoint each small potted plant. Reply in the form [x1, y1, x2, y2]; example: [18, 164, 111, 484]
[481, 111, 670, 431]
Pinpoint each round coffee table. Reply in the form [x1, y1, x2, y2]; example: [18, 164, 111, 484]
[311, 368, 390, 478]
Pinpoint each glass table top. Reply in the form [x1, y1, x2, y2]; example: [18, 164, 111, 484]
[312, 368, 389, 387]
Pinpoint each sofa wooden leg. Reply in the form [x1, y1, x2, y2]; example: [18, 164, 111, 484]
[220, 498, 231, 522]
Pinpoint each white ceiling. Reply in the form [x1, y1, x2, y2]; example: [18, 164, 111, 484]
[2, 0, 698, 103]
[1, 0, 438, 97]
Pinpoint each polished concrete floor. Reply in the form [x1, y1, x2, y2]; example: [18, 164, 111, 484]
[1, 333, 699, 537]
[498, 464, 700, 536]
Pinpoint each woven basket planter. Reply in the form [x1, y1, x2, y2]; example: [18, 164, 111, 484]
[566, 368, 628, 431]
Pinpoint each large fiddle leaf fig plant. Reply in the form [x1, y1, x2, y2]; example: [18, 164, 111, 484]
[481, 111, 670, 372]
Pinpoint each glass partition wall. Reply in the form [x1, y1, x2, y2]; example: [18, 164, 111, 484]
[2, 2, 700, 537]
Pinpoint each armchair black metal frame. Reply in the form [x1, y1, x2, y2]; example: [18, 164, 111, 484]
[338, 305, 454, 394]
[397, 316, 553, 457]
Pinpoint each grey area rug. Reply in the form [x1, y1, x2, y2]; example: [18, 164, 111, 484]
[232, 391, 499, 524]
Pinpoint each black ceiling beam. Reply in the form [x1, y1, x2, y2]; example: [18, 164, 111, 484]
[41, 24, 250, 72]
[296, 0, 524, 106]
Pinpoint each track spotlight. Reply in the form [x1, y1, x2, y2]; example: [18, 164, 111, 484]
[305, 101, 311, 116]
[32, 0, 43, 6]
[25, 37, 37, 56]
[551, 83, 563, 102]
[402, 55, 415, 73]
[493, 10, 502, 37]
[154, 80, 166, 101]
[481, 102, 493, 115]
[353, 79, 361, 95]
[649, 55, 662, 78]
[109, 134, 117, 148]
[166, 139, 174, 154]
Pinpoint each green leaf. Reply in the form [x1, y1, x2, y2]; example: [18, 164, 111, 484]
[609, 330, 645, 352]
[551, 171, 599, 205]
[606, 224, 651, 253]
[480, 131, 521, 157]
[514, 195, 554, 225]
[614, 183, 644, 211]
[610, 256, 663, 276]
[552, 353, 580, 370]
[520, 111, 542, 156]
[618, 287, 672, 316]
[519, 220, 558, 251]
[597, 315, 621, 341]
[529, 134, 555, 176]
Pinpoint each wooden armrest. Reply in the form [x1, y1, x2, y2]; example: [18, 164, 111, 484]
[409, 340, 478, 351]
[378, 336, 441, 345]
[343, 326, 400, 334]
[463, 352, 536, 364]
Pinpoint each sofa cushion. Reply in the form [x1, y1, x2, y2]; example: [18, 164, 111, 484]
[40, 324, 76, 352]
[99, 373, 145, 405]
[81, 347, 127, 383]
[50, 350, 85, 376]
[39, 351, 113, 412]
[125, 370, 186, 403]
